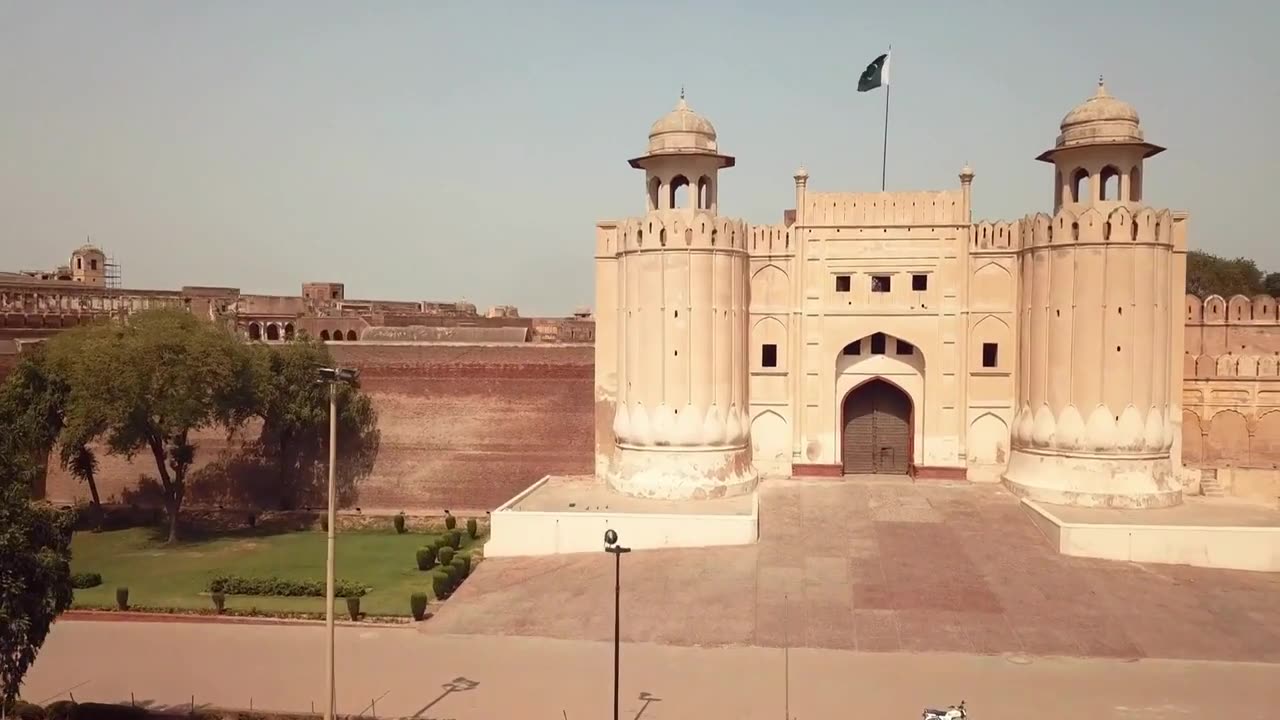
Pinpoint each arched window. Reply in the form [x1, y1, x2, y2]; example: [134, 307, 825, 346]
[1070, 168, 1089, 203]
[248, 323, 261, 341]
[346, 330, 358, 341]
[265, 324, 280, 341]
[659, 227, 667, 246]
[648, 176, 661, 211]
[669, 175, 690, 209]
[697, 176, 711, 209]
[76, 257, 82, 270]
[284, 322, 295, 340]
[1129, 165, 1141, 202]
[320, 330, 330, 341]
[1100, 166, 1120, 201]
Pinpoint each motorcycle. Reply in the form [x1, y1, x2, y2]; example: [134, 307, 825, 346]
[922, 700, 966, 719]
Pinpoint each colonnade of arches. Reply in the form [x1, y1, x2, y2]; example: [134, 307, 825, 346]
[647, 173, 715, 212]
[1057, 164, 1142, 206]
[245, 322, 358, 342]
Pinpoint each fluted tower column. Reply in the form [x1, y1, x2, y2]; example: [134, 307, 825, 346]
[608, 94, 757, 500]
[1004, 79, 1181, 508]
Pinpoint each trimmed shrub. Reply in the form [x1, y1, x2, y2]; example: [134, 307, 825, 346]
[448, 529, 462, 549]
[207, 575, 367, 598]
[440, 564, 459, 589]
[410, 592, 428, 620]
[211, 591, 226, 613]
[431, 572, 449, 600]
[115, 586, 129, 610]
[71, 572, 102, 589]
[44, 701, 76, 720]
[444, 512, 457, 531]
[393, 512, 407, 534]
[345, 596, 361, 621]
[450, 557, 467, 581]
[415, 546, 436, 571]
[437, 546, 455, 566]
[455, 553, 472, 577]
[466, 517, 479, 539]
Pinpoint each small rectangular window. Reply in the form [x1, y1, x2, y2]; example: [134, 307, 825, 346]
[90, 259, 98, 271]
[835, 275, 851, 292]
[896, 339, 914, 355]
[843, 340, 861, 356]
[912, 274, 927, 291]
[871, 275, 891, 293]
[762, 343, 778, 368]
[982, 342, 998, 368]
[870, 333, 886, 354]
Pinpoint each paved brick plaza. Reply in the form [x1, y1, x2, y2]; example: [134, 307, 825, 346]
[429, 478, 1280, 663]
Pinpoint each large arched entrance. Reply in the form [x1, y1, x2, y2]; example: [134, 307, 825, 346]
[841, 378, 912, 474]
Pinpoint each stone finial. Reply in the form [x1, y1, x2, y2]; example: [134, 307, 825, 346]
[793, 165, 809, 182]
[959, 162, 974, 183]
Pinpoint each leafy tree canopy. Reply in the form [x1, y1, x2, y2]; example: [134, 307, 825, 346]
[1186, 250, 1280, 299]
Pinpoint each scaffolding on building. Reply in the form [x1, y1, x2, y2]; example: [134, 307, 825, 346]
[105, 252, 122, 289]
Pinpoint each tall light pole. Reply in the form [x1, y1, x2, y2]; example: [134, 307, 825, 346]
[317, 366, 359, 720]
[604, 529, 630, 720]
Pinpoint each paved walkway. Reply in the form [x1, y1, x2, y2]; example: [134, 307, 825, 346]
[22, 620, 1280, 719]
[429, 478, 1280, 662]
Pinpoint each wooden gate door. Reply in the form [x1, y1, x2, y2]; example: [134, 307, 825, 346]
[841, 379, 911, 474]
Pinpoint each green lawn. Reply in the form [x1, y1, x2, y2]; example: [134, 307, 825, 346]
[69, 526, 481, 617]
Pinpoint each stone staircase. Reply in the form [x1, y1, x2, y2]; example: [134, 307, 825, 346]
[1200, 469, 1226, 498]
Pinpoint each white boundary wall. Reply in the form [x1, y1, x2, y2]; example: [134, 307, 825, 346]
[1022, 499, 1280, 572]
[485, 476, 760, 557]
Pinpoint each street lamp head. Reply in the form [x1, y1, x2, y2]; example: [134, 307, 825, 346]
[317, 366, 361, 385]
[604, 528, 618, 547]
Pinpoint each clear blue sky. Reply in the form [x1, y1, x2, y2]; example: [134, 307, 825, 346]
[2, 1, 1275, 315]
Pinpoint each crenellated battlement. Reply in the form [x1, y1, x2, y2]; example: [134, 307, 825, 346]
[1021, 206, 1174, 248]
[746, 224, 793, 255]
[1185, 352, 1280, 379]
[969, 220, 1021, 252]
[1186, 294, 1280, 325]
[613, 211, 750, 253]
[803, 190, 965, 227]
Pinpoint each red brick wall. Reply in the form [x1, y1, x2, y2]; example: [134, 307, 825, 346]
[40, 344, 594, 512]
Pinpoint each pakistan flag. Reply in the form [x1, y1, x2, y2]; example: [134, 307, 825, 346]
[857, 52, 890, 92]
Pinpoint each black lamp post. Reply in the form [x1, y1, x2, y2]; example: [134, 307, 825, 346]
[604, 529, 630, 720]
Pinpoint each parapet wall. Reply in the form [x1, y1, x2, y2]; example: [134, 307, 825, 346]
[804, 191, 965, 226]
[1183, 293, 1280, 472]
[1185, 293, 1280, 355]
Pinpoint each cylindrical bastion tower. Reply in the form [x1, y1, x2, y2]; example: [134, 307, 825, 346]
[608, 94, 757, 500]
[1003, 79, 1182, 508]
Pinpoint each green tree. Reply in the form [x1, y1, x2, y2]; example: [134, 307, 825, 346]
[0, 424, 73, 705]
[1185, 250, 1265, 298]
[72, 309, 259, 543]
[253, 337, 380, 509]
[0, 339, 103, 508]
[1264, 272, 1280, 297]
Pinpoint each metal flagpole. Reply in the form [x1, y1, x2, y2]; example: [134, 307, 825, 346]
[881, 45, 891, 191]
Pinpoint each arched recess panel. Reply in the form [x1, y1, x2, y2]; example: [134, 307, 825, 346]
[751, 317, 786, 371]
[750, 265, 789, 310]
[750, 410, 789, 466]
[1206, 410, 1249, 466]
[971, 262, 1013, 308]
[1252, 411, 1280, 467]
[968, 413, 1009, 465]
[1181, 410, 1203, 466]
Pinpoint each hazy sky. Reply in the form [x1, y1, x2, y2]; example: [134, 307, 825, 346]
[2, 1, 1276, 315]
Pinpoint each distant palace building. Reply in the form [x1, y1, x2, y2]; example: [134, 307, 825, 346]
[0, 246, 594, 347]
